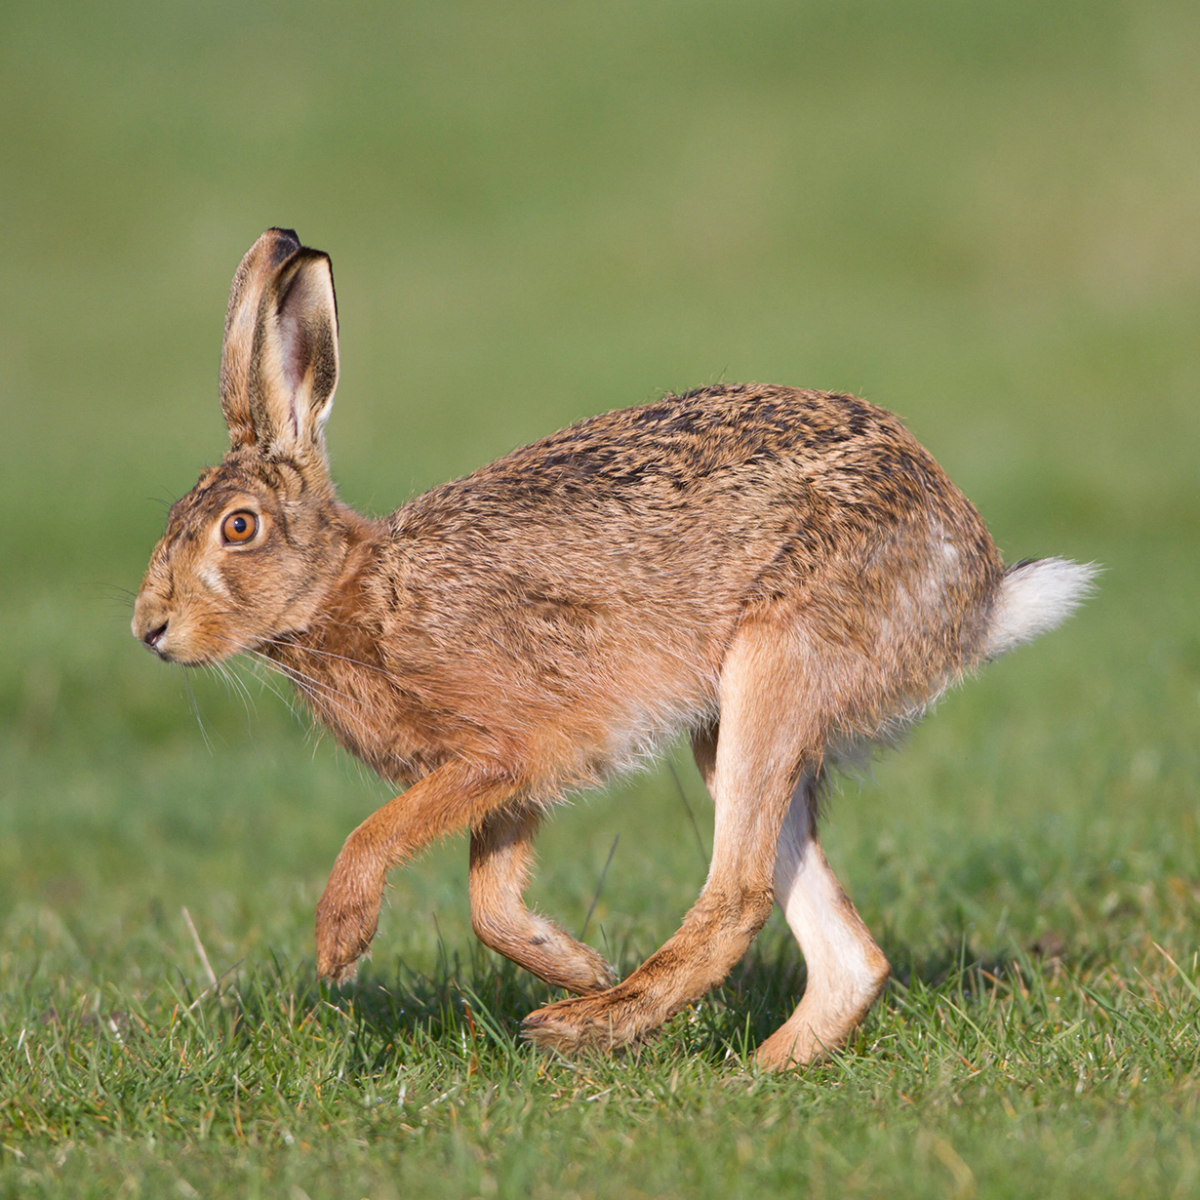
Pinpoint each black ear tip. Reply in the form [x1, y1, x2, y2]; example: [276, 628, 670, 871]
[264, 228, 303, 260]
[257, 228, 303, 271]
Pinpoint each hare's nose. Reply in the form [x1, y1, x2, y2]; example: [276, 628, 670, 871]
[142, 620, 169, 650]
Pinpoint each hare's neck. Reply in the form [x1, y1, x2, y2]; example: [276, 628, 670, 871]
[267, 527, 432, 784]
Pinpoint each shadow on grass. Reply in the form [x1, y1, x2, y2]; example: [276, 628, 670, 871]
[203, 925, 1085, 1082]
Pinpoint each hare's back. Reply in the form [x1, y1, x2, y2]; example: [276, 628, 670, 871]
[394, 384, 979, 566]
[476, 384, 905, 501]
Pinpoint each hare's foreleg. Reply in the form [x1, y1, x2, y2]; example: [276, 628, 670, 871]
[521, 617, 812, 1054]
[470, 806, 616, 994]
[756, 770, 889, 1069]
[315, 762, 518, 982]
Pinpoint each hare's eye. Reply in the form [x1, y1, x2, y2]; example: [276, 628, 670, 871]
[222, 511, 258, 544]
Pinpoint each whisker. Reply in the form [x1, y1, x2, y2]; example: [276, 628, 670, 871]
[212, 659, 258, 721]
[237, 654, 299, 711]
[167, 625, 412, 774]
[197, 618, 401, 693]
[183, 675, 216, 754]
[259, 637, 403, 687]
[247, 650, 365, 731]
[93, 582, 140, 609]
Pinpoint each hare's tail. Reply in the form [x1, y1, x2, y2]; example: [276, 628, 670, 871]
[983, 557, 1099, 659]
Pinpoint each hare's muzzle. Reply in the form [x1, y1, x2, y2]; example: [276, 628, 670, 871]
[131, 591, 171, 658]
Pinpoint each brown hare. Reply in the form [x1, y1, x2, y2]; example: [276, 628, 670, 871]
[133, 228, 1095, 1069]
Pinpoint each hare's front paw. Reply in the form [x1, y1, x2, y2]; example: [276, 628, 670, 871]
[314, 869, 383, 984]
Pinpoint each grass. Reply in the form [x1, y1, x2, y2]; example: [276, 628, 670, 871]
[3, 0, 1200, 1195]
[4, 941, 1200, 1198]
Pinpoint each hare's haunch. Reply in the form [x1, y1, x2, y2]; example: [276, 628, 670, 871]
[133, 229, 1095, 1069]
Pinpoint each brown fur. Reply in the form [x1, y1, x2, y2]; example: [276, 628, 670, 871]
[133, 229, 1092, 1069]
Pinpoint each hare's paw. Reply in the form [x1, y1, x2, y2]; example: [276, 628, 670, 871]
[315, 897, 378, 983]
[314, 874, 383, 983]
[562, 944, 619, 996]
[521, 985, 657, 1054]
[523, 925, 618, 996]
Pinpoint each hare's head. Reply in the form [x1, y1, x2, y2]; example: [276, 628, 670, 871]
[133, 229, 354, 665]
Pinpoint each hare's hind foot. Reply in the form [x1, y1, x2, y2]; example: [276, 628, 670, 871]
[753, 972, 888, 1070]
[520, 977, 665, 1054]
[521, 879, 777, 1056]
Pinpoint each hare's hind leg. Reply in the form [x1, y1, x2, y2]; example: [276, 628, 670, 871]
[470, 806, 616, 994]
[521, 616, 813, 1054]
[756, 770, 889, 1070]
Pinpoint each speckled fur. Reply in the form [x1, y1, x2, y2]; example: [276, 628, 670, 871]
[133, 230, 1094, 1069]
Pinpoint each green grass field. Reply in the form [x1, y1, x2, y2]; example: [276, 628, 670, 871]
[3, 0, 1200, 1195]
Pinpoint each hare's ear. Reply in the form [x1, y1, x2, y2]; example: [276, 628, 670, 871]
[245, 247, 340, 463]
[220, 228, 302, 449]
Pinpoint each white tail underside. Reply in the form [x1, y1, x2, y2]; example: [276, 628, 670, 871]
[984, 557, 1099, 659]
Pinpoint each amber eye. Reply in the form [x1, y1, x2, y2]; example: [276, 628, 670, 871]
[221, 510, 258, 544]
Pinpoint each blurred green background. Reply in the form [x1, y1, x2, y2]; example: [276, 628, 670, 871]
[1, 0, 1199, 1190]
